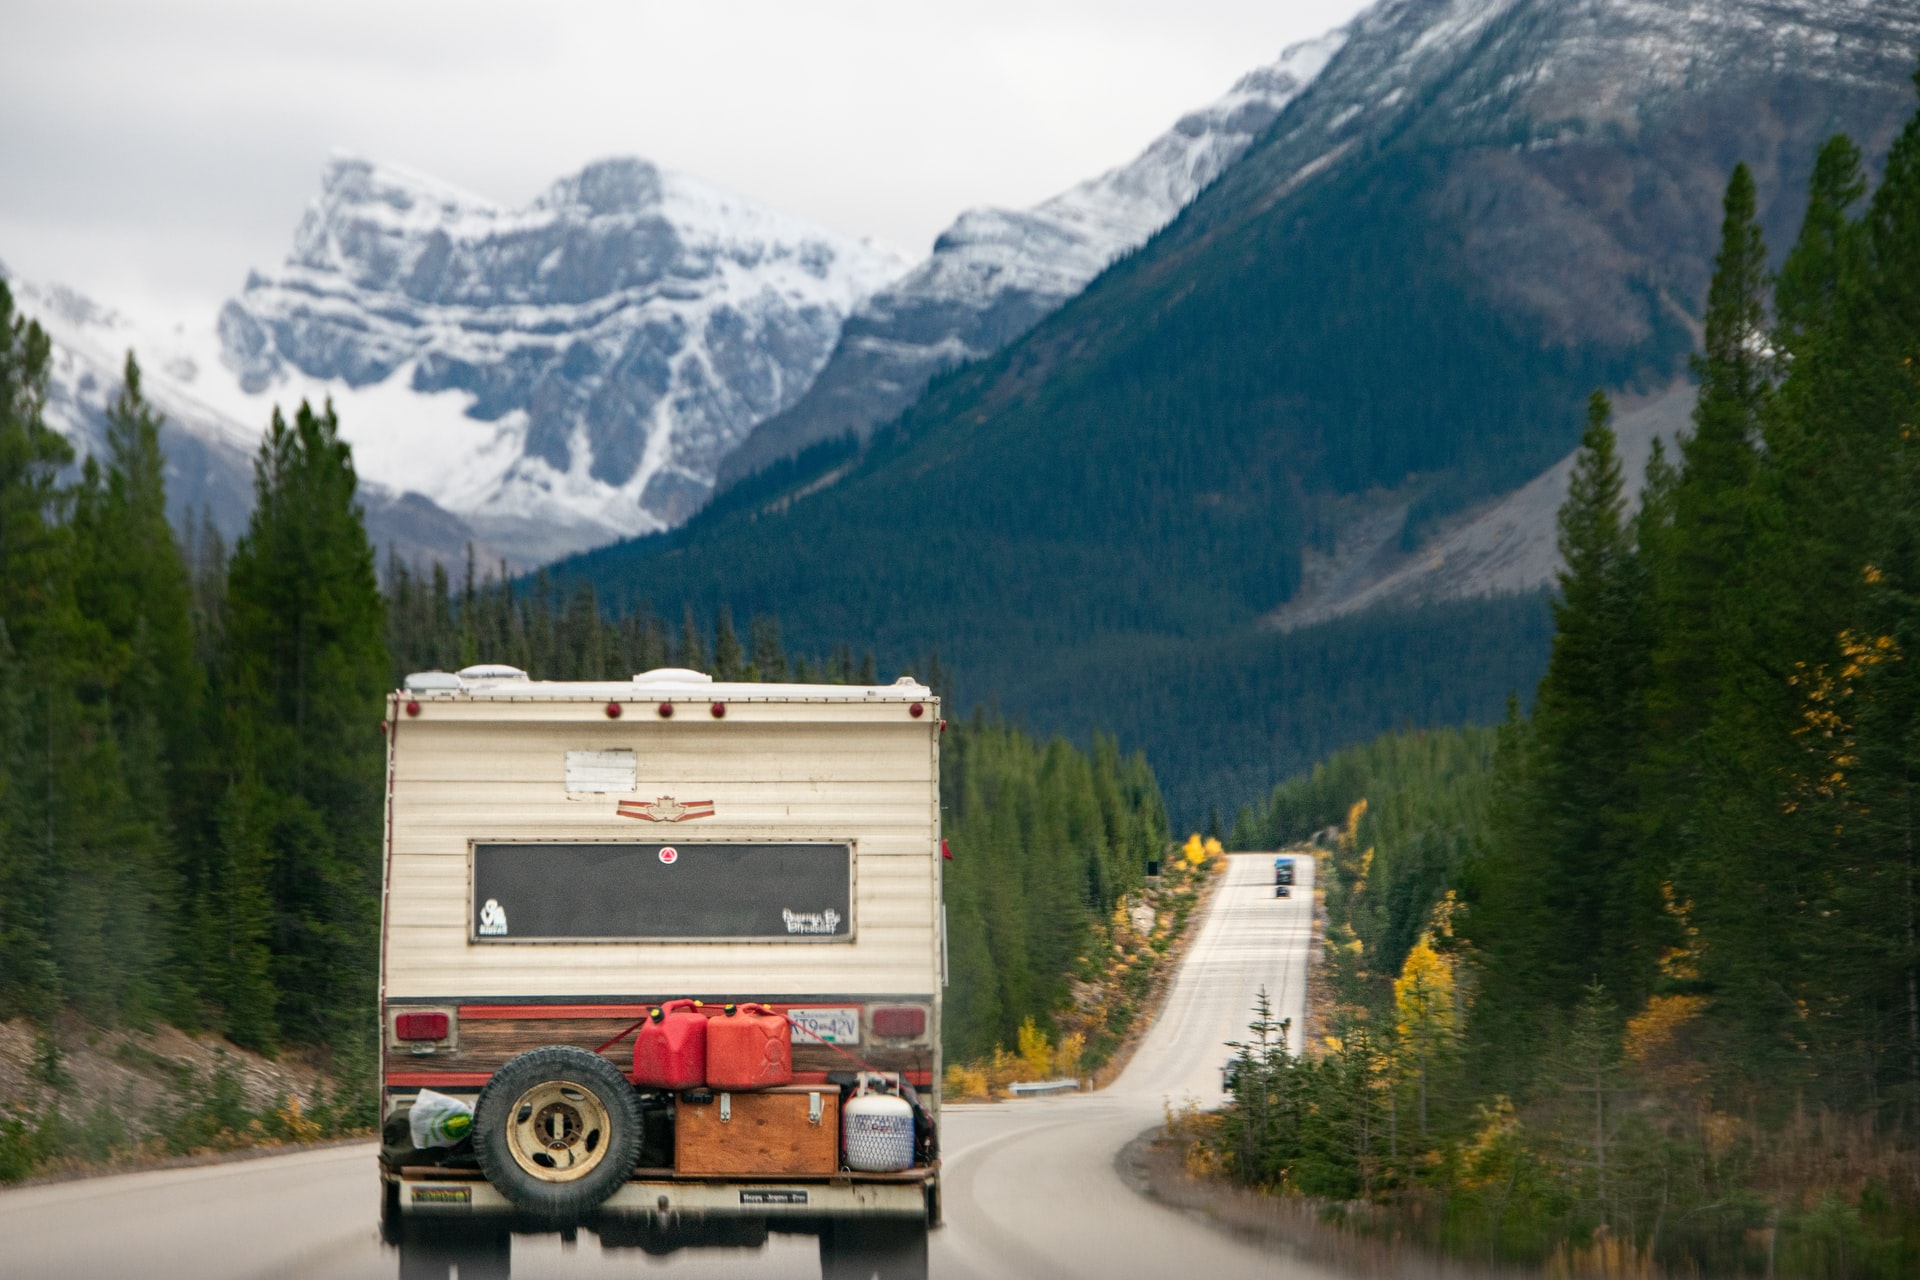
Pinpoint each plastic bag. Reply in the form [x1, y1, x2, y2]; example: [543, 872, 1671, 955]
[408, 1088, 473, 1149]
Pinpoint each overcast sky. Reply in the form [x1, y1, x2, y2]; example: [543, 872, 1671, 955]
[0, 0, 1369, 322]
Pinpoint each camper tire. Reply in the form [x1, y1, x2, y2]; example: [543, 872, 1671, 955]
[473, 1045, 642, 1214]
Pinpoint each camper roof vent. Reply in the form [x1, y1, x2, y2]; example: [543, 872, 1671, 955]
[632, 668, 714, 685]
[403, 671, 465, 693]
[457, 664, 529, 683]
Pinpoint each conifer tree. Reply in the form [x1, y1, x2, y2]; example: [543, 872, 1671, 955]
[712, 607, 744, 680]
[0, 285, 69, 1018]
[1647, 164, 1768, 748]
[1471, 397, 1654, 1022]
[219, 400, 387, 1044]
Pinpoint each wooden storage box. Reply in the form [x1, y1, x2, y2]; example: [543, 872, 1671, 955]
[675, 1085, 839, 1176]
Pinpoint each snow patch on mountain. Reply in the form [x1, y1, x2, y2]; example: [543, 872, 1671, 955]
[6, 270, 530, 572]
[716, 30, 1347, 487]
[213, 155, 905, 562]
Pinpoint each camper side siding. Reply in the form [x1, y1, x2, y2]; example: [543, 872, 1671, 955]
[382, 711, 940, 1002]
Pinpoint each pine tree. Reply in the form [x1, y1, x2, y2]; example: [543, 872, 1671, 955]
[749, 616, 788, 682]
[219, 400, 387, 1044]
[0, 284, 69, 1018]
[1648, 164, 1768, 747]
[712, 608, 744, 680]
[1467, 397, 1655, 1051]
[678, 605, 707, 672]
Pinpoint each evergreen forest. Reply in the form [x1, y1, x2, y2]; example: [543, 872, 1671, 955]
[1209, 81, 1920, 1277]
[0, 296, 1168, 1175]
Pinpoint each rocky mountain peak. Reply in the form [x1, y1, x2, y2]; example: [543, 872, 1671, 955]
[214, 153, 905, 561]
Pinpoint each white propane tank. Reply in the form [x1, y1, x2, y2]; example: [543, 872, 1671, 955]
[843, 1074, 915, 1172]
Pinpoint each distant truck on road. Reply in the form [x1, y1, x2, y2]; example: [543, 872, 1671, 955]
[378, 665, 943, 1277]
[1274, 856, 1294, 897]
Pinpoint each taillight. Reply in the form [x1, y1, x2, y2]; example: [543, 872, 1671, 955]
[395, 1011, 450, 1041]
[872, 1006, 926, 1038]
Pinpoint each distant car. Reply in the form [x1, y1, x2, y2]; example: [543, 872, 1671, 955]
[1273, 856, 1295, 887]
[1275, 885, 1290, 898]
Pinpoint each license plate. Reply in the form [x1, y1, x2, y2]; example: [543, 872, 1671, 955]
[740, 1189, 809, 1205]
[787, 1007, 861, 1045]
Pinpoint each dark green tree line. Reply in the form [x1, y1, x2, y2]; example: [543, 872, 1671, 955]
[1214, 73, 1920, 1276]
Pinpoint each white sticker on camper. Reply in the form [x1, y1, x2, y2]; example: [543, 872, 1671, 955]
[478, 899, 508, 936]
[782, 908, 841, 935]
[788, 1007, 861, 1045]
[564, 750, 637, 793]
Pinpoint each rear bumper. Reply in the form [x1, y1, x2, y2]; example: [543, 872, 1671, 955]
[389, 1168, 932, 1221]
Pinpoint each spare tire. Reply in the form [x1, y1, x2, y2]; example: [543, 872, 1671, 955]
[473, 1045, 643, 1215]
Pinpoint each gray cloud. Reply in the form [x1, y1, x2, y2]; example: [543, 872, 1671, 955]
[0, 0, 1367, 319]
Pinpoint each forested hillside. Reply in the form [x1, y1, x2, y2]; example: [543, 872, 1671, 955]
[0, 310, 1166, 1176]
[546, 0, 1916, 821]
[1210, 82, 1920, 1276]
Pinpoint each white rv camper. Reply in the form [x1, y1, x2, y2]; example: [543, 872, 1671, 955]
[378, 665, 942, 1274]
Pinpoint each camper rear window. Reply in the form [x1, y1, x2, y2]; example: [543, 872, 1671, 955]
[470, 842, 854, 943]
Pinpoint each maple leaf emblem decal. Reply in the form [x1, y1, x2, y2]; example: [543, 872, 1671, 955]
[617, 796, 715, 823]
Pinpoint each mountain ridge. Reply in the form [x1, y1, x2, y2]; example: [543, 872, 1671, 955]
[714, 31, 1347, 488]
[552, 0, 1920, 818]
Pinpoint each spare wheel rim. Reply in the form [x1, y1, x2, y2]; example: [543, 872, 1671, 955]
[504, 1079, 612, 1183]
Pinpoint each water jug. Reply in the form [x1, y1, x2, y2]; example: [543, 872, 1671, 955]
[843, 1074, 915, 1172]
[632, 999, 707, 1089]
[705, 1002, 793, 1089]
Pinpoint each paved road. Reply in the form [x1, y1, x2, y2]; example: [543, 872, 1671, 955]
[0, 854, 1320, 1279]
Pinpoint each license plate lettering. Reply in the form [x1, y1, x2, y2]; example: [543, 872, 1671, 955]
[787, 1007, 861, 1045]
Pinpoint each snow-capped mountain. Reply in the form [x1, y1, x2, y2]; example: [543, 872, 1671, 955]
[215, 156, 905, 562]
[715, 32, 1346, 487]
[8, 269, 508, 572]
[1176, 0, 1920, 351]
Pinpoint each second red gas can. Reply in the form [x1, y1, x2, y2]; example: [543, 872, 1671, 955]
[632, 999, 707, 1089]
[705, 1002, 793, 1089]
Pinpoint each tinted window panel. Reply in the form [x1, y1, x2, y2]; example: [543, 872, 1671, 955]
[472, 842, 853, 942]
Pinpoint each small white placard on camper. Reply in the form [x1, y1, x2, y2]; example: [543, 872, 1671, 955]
[788, 1007, 861, 1045]
[564, 750, 636, 793]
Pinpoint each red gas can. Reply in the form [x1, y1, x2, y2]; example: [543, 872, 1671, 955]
[632, 999, 708, 1089]
[705, 1003, 793, 1090]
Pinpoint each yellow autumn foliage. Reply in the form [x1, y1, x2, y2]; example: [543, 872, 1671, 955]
[1394, 932, 1458, 1051]
[1017, 1016, 1053, 1078]
[943, 1062, 989, 1100]
[1343, 797, 1368, 848]
[1181, 833, 1206, 865]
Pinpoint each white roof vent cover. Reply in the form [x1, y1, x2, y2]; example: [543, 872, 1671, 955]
[632, 668, 714, 685]
[457, 664, 529, 683]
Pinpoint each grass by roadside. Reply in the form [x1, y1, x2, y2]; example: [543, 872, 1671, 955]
[1127, 1121, 1538, 1280]
[0, 1016, 373, 1185]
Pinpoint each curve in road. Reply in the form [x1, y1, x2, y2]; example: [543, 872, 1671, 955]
[0, 853, 1321, 1279]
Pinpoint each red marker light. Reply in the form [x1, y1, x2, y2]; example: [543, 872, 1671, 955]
[605, 701, 623, 719]
[909, 702, 924, 718]
[872, 1006, 927, 1038]
[941, 839, 952, 861]
[710, 702, 726, 718]
[658, 702, 674, 718]
[394, 1011, 449, 1041]
[405, 700, 421, 717]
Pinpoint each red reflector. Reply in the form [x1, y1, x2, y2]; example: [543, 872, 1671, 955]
[395, 1012, 449, 1041]
[941, 839, 952, 861]
[872, 1007, 926, 1038]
